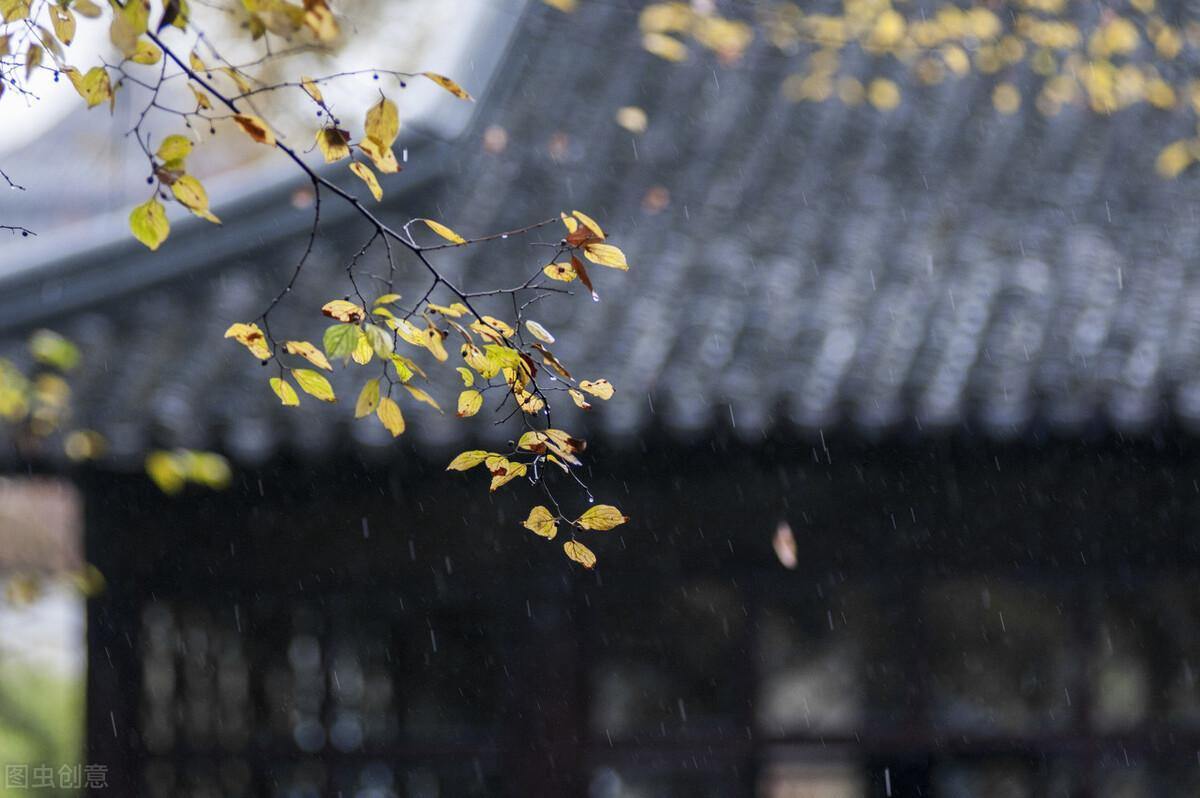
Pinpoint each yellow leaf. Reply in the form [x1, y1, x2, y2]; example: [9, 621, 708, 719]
[423, 326, 449, 361]
[349, 161, 383, 201]
[188, 49, 205, 72]
[377, 397, 405, 436]
[525, 320, 555, 344]
[129, 198, 169, 251]
[316, 128, 350, 162]
[352, 332, 374, 365]
[375, 293, 403, 305]
[157, 134, 192, 162]
[583, 243, 628, 270]
[189, 84, 212, 110]
[456, 367, 475, 387]
[489, 460, 527, 491]
[29, 329, 79, 371]
[293, 368, 335, 402]
[572, 210, 605, 240]
[403, 384, 443, 413]
[303, 0, 337, 41]
[533, 343, 571, 378]
[108, 0, 148, 55]
[615, 106, 647, 134]
[300, 75, 323, 103]
[543, 428, 586, 463]
[422, 71, 473, 101]
[187, 451, 230, 490]
[542, 0, 577, 11]
[423, 218, 466, 245]
[471, 316, 515, 339]
[364, 96, 399, 148]
[129, 39, 161, 64]
[363, 323, 393, 358]
[446, 450, 491, 471]
[992, 82, 1020, 114]
[321, 299, 366, 323]
[393, 318, 425, 348]
[1, 0, 30, 23]
[391, 353, 425, 380]
[50, 6, 75, 45]
[66, 66, 112, 108]
[576, 504, 628, 530]
[355, 378, 380, 418]
[170, 175, 219, 223]
[560, 211, 578, 234]
[522, 505, 557, 539]
[642, 32, 688, 61]
[563, 540, 597, 568]
[222, 67, 252, 94]
[269, 376, 300, 406]
[868, 78, 901, 111]
[579, 379, 614, 399]
[224, 322, 271, 360]
[517, 431, 547, 452]
[284, 340, 331, 371]
[1157, 140, 1192, 178]
[358, 137, 399, 174]
[544, 262, 577, 282]
[514, 383, 545, 414]
[428, 302, 469, 317]
[73, 0, 101, 15]
[487, 345, 523, 373]
[569, 388, 591, 409]
[145, 451, 186, 495]
[233, 114, 275, 146]
[461, 343, 499, 378]
[456, 389, 483, 418]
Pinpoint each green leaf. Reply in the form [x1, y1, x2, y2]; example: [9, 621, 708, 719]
[323, 323, 360, 361]
[29, 329, 80, 371]
[293, 368, 335, 402]
[363, 323, 394, 358]
[129, 198, 169, 250]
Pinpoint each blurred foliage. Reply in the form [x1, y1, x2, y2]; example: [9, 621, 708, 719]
[544, 0, 1200, 178]
[0, 329, 230, 495]
[0, 661, 84, 798]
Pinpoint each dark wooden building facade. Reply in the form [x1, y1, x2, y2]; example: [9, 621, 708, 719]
[79, 437, 1200, 797]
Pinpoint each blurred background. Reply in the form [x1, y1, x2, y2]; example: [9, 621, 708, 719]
[6, 0, 1200, 795]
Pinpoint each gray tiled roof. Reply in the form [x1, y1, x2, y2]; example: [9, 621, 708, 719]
[5, 1, 1200, 467]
